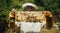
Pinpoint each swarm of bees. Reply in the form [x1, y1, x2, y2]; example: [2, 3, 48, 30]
[9, 10, 53, 22]
[15, 11, 46, 22]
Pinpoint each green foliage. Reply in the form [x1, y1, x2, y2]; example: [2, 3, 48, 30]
[38, 6, 45, 11]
